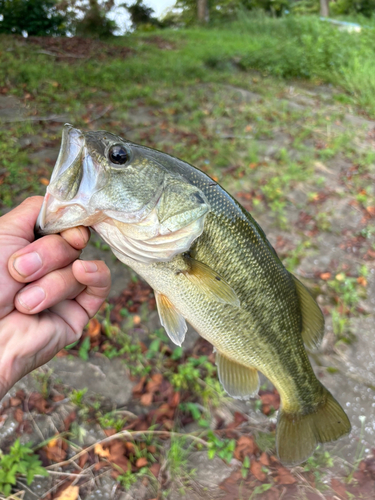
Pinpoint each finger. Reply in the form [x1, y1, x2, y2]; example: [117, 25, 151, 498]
[9, 234, 82, 283]
[14, 264, 85, 314]
[0, 196, 43, 243]
[60, 226, 90, 250]
[72, 260, 111, 318]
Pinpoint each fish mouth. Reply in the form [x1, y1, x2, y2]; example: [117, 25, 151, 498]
[35, 123, 104, 235]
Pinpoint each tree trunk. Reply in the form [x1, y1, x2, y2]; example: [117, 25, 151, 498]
[320, 0, 329, 17]
[197, 0, 209, 23]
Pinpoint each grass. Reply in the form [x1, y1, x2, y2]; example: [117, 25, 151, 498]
[1, 13, 375, 498]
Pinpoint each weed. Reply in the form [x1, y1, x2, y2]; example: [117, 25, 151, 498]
[304, 448, 334, 490]
[0, 439, 48, 496]
[249, 483, 273, 499]
[70, 388, 88, 407]
[207, 430, 236, 462]
[78, 336, 91, 361]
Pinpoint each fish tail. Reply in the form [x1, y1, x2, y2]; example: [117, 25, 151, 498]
[276, 389, 351, 466]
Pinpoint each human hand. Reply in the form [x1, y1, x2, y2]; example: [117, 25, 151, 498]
[0, 196, 111, 400]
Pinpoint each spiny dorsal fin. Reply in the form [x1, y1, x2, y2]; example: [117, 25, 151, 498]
[184, 257, 240, 307]
[216, 350, 259, 400]
[292, 275, 325, 350]
[155, 291, 187, 346]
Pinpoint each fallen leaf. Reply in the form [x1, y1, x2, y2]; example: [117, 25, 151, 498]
[366, 206, 375, 216]
[250, 460, 266, 482]
[14, 408, 23, 423]
[87, 318, 101, 338]
[40, 178, 50, 186]
[331, 478, 348, 499]
[140, 392, 153, 406]
[9, 397, 22, 407]
[234, 436, 258, 460]
[357, 276, 367, 287]
[55, 485, 79, 500]
[136, 457, 148, 468]
[94, 443, 111, 459]
[274, 465, 296, 485]
[78, 451, 88, 469]
[259, 452, 270, 466]
[45, 438, 67, 462]
[133, 314, 141, 325]
[320, 272, 331, 280]
[150, 463, 161, 477]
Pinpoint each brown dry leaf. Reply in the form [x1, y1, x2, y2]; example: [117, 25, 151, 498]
[140, 392, 153, 406]
[87, 318, 101, 338]
[320, 272, 331, 280]
[132, 376, 146, 395]
[14, 408, 24, 423]
[55, 485, 79, 500]
[136, 457, 148, 468]
[9, 397, 22, 407]
[63, 411, 76, 431]
[40, 178, 50, 186]
[366, 206, 375, 216]
[331, 478, 348, 499]
[103, 428, 116, 437]
[250, 460, 266, 482]
[274, 465, 296, 485]
[357, 276, 367, 287]
[146, 373, 163, 393]
[29, 392, 51, 413]
[259, 452, 270, 466]
[133, 314, 141, 325]
[94, 443, 111, 459]
[78, 451, 88, 469]
[150, 463, 161, 478]
[52, 394, 65, 402]
[234, 436, 258, 460]
[45, 438, 67, 462]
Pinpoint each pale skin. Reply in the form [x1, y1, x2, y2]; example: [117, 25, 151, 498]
[0, 196, 111, 400]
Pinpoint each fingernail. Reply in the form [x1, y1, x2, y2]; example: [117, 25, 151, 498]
[81, 261, 98, 273]
[13, 252, 42, 277]
[17, 286, 46, 310]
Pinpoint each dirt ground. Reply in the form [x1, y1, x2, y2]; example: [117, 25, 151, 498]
[1, 80, 375, 499]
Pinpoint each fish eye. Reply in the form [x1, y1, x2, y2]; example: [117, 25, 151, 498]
[108, 144, 129, 165]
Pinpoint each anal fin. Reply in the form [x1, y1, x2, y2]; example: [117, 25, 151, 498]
[155, 291, 187, 347]
[292, 275, 325, 350]
[183, 257, 240, 307]
[216, 351, 259, 400]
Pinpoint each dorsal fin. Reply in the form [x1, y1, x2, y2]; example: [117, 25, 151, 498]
[155, 291, 187, 346]
[292, 276, 324, 350]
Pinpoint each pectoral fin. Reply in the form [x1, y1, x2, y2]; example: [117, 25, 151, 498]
[216, 351, 259, 400]
[183, 257, 240, 307]
[155, 291, 187, 346]
[292, 276, 324, 349]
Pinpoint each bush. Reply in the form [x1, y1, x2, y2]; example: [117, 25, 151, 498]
[74, 0, 117, 38]
[0, 0, 68, 36]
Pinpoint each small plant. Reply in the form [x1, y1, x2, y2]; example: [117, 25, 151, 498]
[249, 483, 273, 499]
[0, 439, 48, 496]
[207, 431, 236, 463]
[78, 336, 91, 361]
[70, 388, 88, 407]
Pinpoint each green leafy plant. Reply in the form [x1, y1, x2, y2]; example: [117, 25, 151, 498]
[0, 439, 48, 496]
[207, 431, 236, 462]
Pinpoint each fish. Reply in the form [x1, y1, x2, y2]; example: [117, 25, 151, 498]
[36, 123, 351, 466]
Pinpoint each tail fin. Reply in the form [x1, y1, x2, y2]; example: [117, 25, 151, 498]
[276, 389, 351, 466]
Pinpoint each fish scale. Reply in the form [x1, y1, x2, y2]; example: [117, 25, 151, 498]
[36, 124, 351, 466]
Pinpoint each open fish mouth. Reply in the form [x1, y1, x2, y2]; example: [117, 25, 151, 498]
[35, 124, 105, 235]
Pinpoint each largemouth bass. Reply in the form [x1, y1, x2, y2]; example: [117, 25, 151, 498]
[36, 124, 350, 465]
